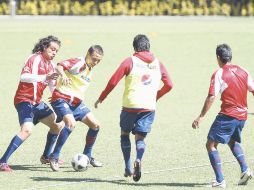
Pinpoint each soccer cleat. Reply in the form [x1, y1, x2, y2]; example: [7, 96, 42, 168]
[238, 168, 253, 185]
[89, 157, 102, 167]
[124, 168, 133, 177]
[49, 158, 60, 172]
[40, 155, 64, 165]
[133, 161, 141, 182]
[0, 163, 12, 172]
[209, 180, 226, 188]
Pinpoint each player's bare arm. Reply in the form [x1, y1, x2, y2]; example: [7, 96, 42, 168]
[56, 64, 72, 86]
[46, 72, 59, 81]
[192, 95, 215, 129]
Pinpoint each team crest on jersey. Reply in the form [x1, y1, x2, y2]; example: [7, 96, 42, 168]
[141, 74, 152, 85]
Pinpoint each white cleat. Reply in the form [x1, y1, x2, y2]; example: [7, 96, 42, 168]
[207, 180, 226, 188]
[238, 168, 252, 185]
[89, 157, 103, 167]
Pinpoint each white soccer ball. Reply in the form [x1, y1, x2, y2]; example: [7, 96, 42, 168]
[71, 153, 90, 172]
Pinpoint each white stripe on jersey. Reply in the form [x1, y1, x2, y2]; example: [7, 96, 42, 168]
[235, 66, 254, 92]
[20, 73, 46, 83]
[68, 57, 85, 75]
[247, 73, 254, 92]
[213, 68, 228, 96]
[32, 55, 41, 103]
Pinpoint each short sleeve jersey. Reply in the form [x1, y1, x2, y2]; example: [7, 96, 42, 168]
[209, 64, 254, 120]
[54, 57, 92, 101]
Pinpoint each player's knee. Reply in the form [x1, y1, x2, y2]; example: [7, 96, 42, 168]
[20, 128, 32, 138]
[50, 123, 63, 134]
[228, 139, 235, 147]
[66, 120, 76, 130]
[205, 141, 215, 152]
[134, 132, 147, 142]
[92, 123, 100, 130]
[88, 122, 100, 130]
[96, 123, 101, 130]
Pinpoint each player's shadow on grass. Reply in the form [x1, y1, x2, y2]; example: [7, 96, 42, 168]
[31, 177, 207, 188]
[11, 164, 69, 172]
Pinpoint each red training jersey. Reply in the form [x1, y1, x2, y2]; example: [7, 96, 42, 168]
[14, 53, 56, 105]
[208, 64, 254, 120]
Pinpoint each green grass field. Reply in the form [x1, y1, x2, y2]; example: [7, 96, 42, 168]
[1, 16, 254, 190]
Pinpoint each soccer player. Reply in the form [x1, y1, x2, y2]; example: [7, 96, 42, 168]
[192, 44, 254, 188]
[0, 35, 63, 172]
[94, 34, 173, 182]
[48, 45, 104, 172]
